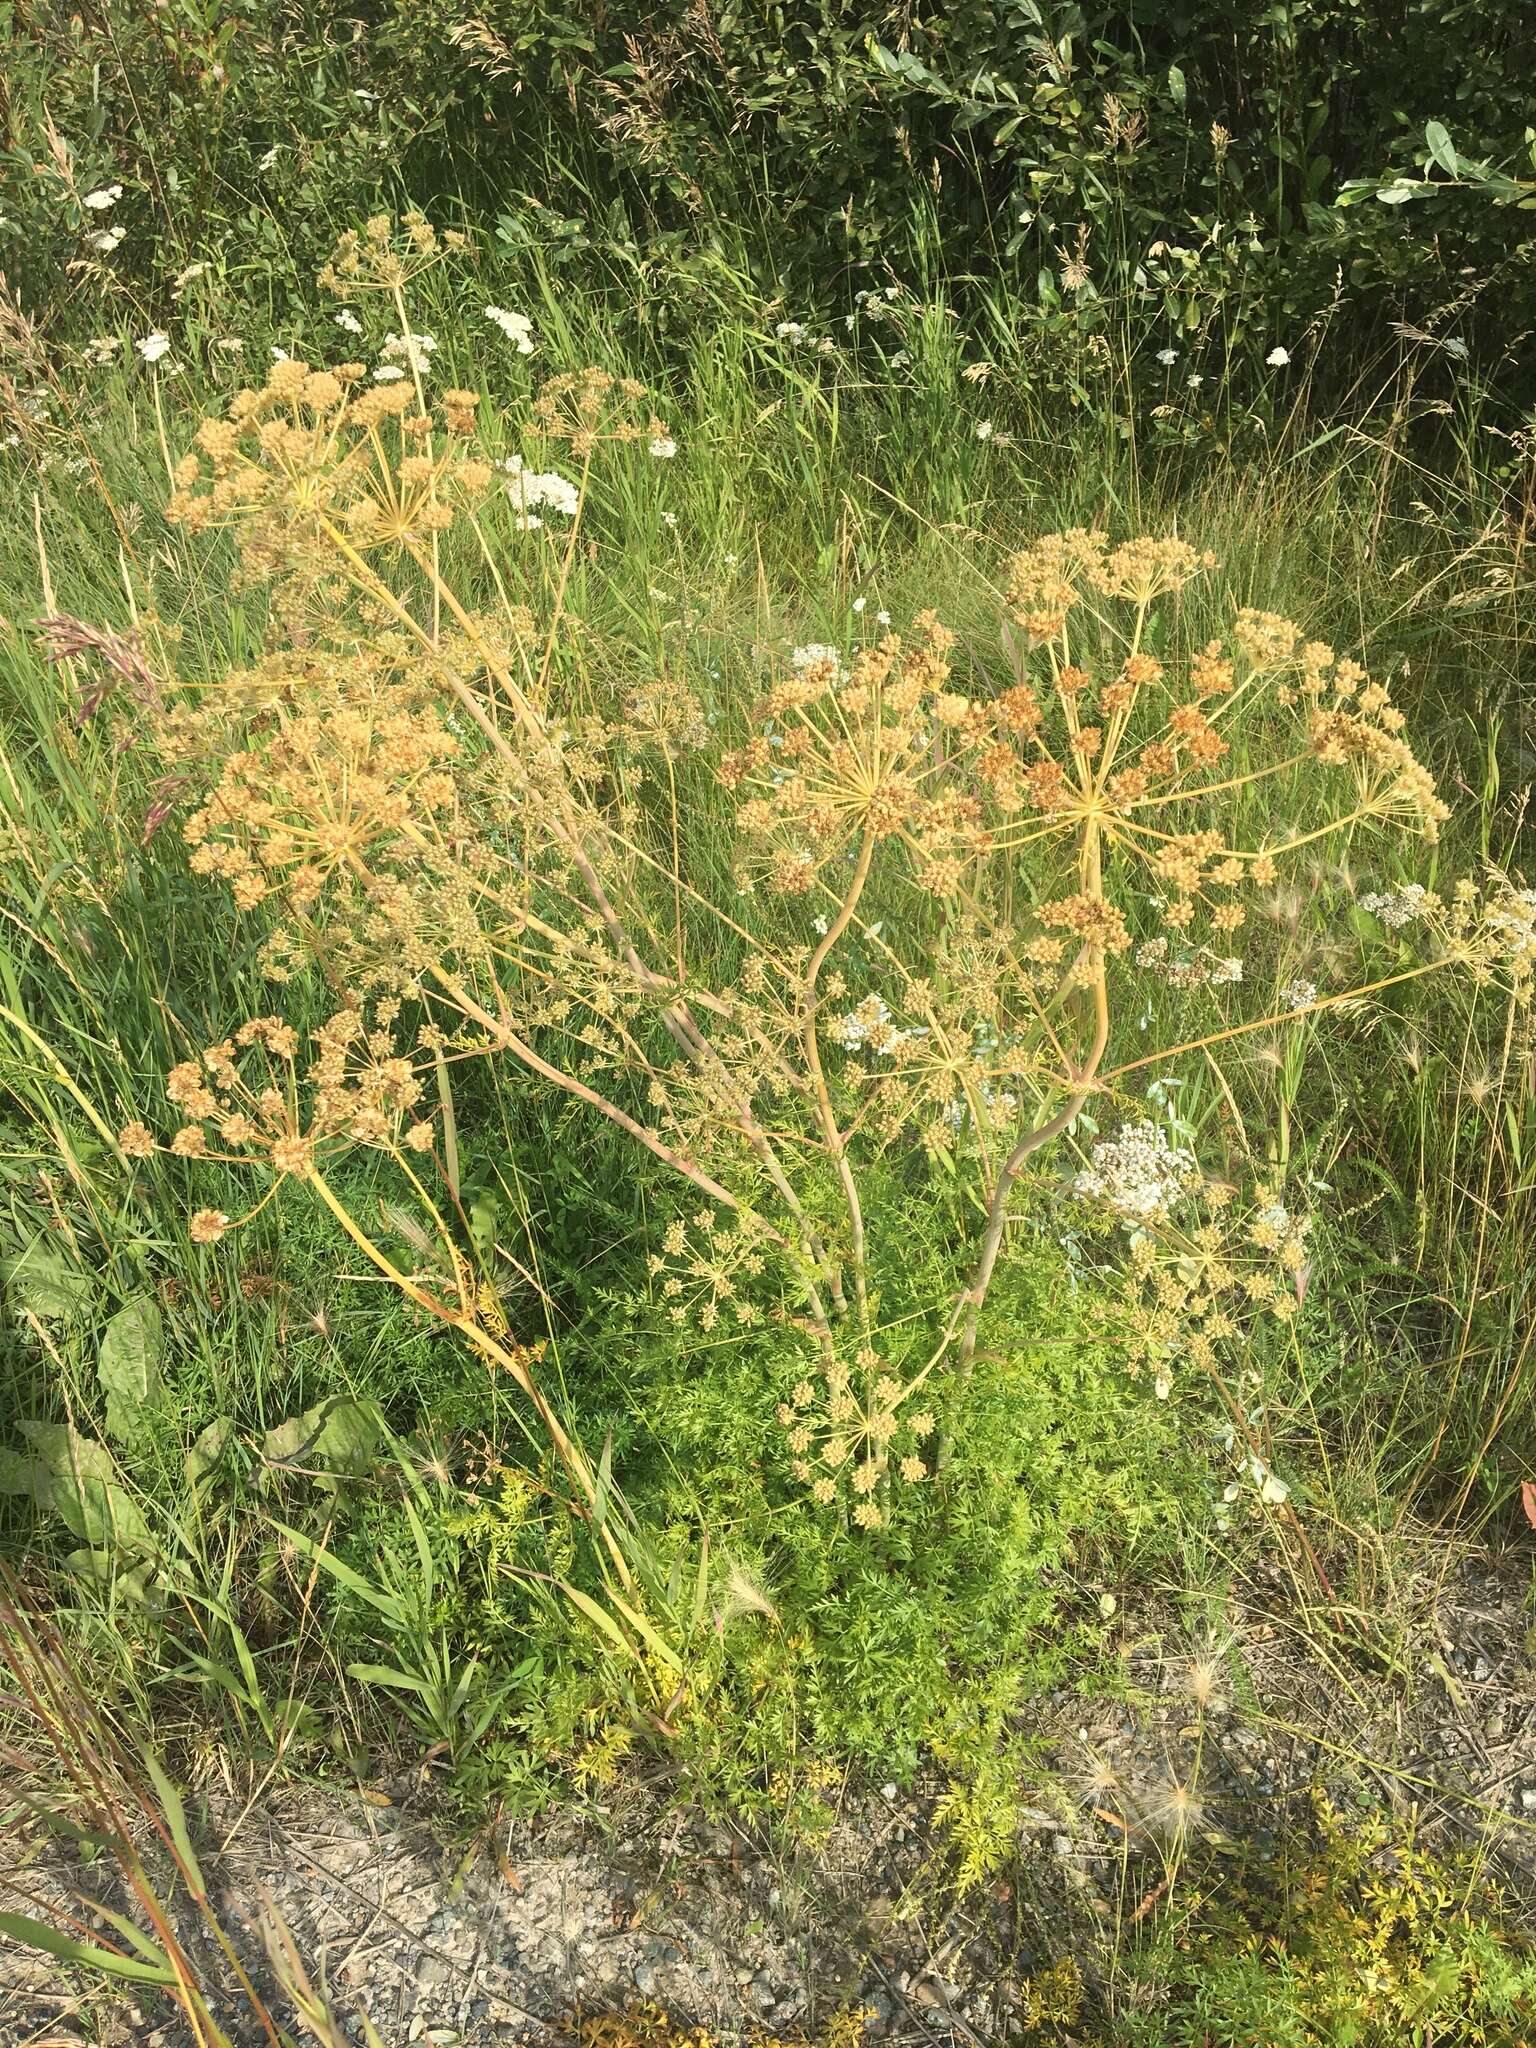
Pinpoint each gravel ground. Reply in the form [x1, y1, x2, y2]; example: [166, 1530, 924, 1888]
[4, 1545, 1534, 2046]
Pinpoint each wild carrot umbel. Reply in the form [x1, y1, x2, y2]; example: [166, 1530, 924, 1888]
[93, 223, 1532, 1535]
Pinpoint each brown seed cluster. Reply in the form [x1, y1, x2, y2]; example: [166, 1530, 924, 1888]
[125, 1008, 429, 1244]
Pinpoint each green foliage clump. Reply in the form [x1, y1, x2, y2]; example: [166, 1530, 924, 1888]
[1119, 1798, 1536, 2047]
[8, 0, 1536, 411]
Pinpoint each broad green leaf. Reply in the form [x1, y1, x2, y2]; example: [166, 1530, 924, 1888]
[263, 1396, 384, 1483]
[98, 1296, 164, 1445]
[0, 1445, 36, 1495]
[17, 1421, 150, 1553]
[186, 1416, 231, 1490]
[1, 1239, 93, 1320]
[1424, 120, 1459, 176]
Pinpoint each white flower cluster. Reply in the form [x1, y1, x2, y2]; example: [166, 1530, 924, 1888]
[1484, 886, 1536, 971]
[832, 995, 911, 1056]
[83, 184, 123, 211]
[502, 455, 579, 529]
[87, 223, 126, 254]
[378, 330, 437, 378]
[1137, 938, 1243, 989]
[1360, 883, 1431, 928]
[1279, 978, 1317, 1011]
[847, 284, 904, 327]
[485, 306, 535, 353]
[790, 642, 842, 677]
[774, 320, 837, 356]
[1073, 1121, 1200, 1222]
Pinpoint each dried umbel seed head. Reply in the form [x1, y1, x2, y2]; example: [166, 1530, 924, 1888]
[529, 367, 670, 458]
[121, 395, 1493, 1547]
[318, 211, 464, 296]
[125, 1007, 433, 1247]
[1095, 1166, 1310, 1399]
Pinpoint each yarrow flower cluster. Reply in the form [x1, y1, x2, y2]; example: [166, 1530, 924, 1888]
[831, 995, 913, 1055]
[502, 454, 580, 528]
[789, 642, 842, 677]
[1360, 882, 1433, 928]
[378, 329, 436, 378]
[1479, 885, 1536, 975]
[1137, 937, 1243, 989]
[1073, 1121, 1201, 1223]
[485, 305, 535, 353]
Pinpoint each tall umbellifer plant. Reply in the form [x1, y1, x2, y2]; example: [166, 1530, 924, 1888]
[91, 223, 1533, 1560]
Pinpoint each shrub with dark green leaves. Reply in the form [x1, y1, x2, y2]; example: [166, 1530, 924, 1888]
[5, 1, 1535, 407]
